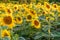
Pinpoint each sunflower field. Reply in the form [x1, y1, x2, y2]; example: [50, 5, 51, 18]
[0, 0, 60, 40]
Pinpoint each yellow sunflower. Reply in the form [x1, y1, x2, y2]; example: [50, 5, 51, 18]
[26, 14, 33, 22]
[23, 6, 30, 13]
[0, 3, 5, 10]
[14, 16, 23, 24]
[5, 7, 13, 14]
[13, 4, 18, 11]
[1, 14, 15, 29]
[52, 4, 58, 10]
[29, 9, 37, 18]
[2, 30, 10, 38]
[23, 7, 38, 18]
[36, 3, 41, 8]
[57, 6, 60, 12]
[31, 19, 41, 29]
[44, 2, 51, 11]
[22, 4, 28, 8]
[42, 11, 48, 15]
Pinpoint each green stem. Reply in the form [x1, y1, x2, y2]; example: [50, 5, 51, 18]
[0, 27, 2, 40]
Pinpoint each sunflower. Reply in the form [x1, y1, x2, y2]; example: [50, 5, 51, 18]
[5, 7, 13, 14]
[42, 11, 48, 15]
[0, 3, 5, 10]
[1, 14, 15, 29]
[57, 6, 60, 12]
[29, 9, 37, 18]
[36, 3, 41, 8]
[22, 4, 28, 8]
[44, 2, 51, 11]
[31, 19, 41, 29]
[52, 4, 58, 10]
[26, 14, 33, 22]
[2, 30, 10, 38]
[23, 7, 37, 18]
[14, 16, 23, 24]
[13, 4, 18, 11]
[23, 6, 30, 13]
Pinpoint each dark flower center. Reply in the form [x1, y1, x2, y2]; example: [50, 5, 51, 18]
[4, 32, 9, 36]
[7, 9, 11, 14]
[30, 10, 35, 15]
[3, 16, 12, 24]
[54, 5, 57, 8]
[46, 4, 50, 9]
[17, 17, 21, 21]
[34, 20, 39, 26]
[27, 15, 32, 20]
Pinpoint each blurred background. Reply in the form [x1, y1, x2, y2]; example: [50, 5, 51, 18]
[0, 0, 60, 4]
[0, 0, 60, 40]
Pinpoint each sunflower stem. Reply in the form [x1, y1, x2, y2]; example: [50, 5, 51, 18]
[0, 27, 2, 40]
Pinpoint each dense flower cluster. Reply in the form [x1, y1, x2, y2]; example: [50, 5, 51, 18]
[0, 2, 60, 40]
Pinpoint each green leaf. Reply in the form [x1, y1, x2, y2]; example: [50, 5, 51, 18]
[3, 37, 10, 40]
[19, 37, 25, 40]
